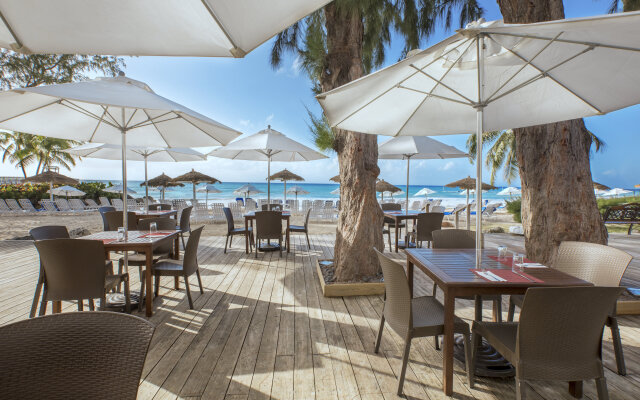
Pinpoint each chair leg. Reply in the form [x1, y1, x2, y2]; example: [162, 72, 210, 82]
[154, 274, 160, 297]
[279, 238, 282, 257]
[305, 231, 310, 250]
[29, 268, 45, 318]
[463, 332, 473, 388]
[123, 276, 131, 313]
[434, 335, 440, 350]
[77, 299, 84, 311]
[224, 234, 229, 253]
[39, 289, 48, 316]
[196, 269, 204, 294]
[139, 269, 145, 312]
[609, 317, 626, 375]
[507, 297, 516, 322]
[255, 239, 259, 258]
[493, 297, 502, 322]
[375, 315, 385, 353]
[397, 335, 412, 396]
[515, 379, 527, 400]
[432, 283, 438, 297]
[470, 331, 479, 388]
[595, 377, 609, 400]
[181, 233, 186, 251]
[89, 299, 95, 311]
[387, 230, 391, 250]
[184, 275, 194, 309]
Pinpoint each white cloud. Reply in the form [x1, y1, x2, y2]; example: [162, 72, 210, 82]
[265, 114, 274, 124]
[439, 161, 455, 171]
[291, 55, 303, 76]
[239, 119, 251, 127]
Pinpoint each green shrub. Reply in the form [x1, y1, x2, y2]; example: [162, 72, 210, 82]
[0, 183, 49, 202]
[505, 198, 521, 223]
[597, 196, 638, 215]
[76, 181, 119, 200]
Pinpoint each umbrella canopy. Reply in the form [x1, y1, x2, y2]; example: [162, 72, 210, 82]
[446, 177, 496, 191]
[286, 185, 309, 201]
[197, 184, 222, 206]
[105, 184, 137, 194]
[0, 0, 331, 57]
[594, 188, 608, 197]
[48, 185, 84, 197]
[172, 169, 221, 203]
[498, 187, 521, 196]
[379, 136, 467, 215]
[234, 184, 264, 202]
[269, 168, 304, 203]
[593, 182, 611, 191]
[330, 188, 341, 195]
[65, 143, 206, 208]
[330, 175, 341, 183]
[0, 73, 240, 238]
[415, 187, 436, 197]
[140, 173, 184, 201]
[376, 180, 402, 201]
[25, 170, 79, 201]
[209, 126, 326, 209]
[318, 11, 640, 256]
[606, 188, 632, 197]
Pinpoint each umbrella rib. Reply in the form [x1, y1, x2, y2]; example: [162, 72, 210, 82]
[0, 10, 23, 50]
[330, 38, 472, 128]
[128, 111, 174, 129]
[199, 0, 244, 57]
[124, 108, 139, 129]
[484, 31, 563, 104]
[142, 109, 172, 147]
[59, 100, 120, 129]
[0, 99, 60, 124]
[88, 107, 111, 142]
[396, 86, 473, 106]
[488, 40, 602, 113]
[175, 113, 225, 146]
[409, 63, 475, 105]
[482, 31, 640, 53]
[102, 106, 123, 129]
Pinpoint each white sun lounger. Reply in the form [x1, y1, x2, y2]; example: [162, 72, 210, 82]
[5, 198, 25, 213]
[18, 199, 37, 212]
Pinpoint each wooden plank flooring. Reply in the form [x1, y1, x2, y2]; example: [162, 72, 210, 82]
[1, 232, 640, 399]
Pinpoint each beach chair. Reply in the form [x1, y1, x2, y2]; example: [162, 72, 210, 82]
[194, 203, 209, 223]
[126, 199, 138, 211]
[211, 203, 225, 223]
[111, 198, 124, 211]
[99, 196, 111, 207]
[6, 198, 25, 213]
[55, 199, 73, 212]
[18, 199, 37, 212]
[245, 198, 258, 212]
[69, 199, 87, 212]
[84, 199, 100, 210]
[39, 199, 59, 213]
[410, 201, 421, 210]
[229, 203, 243, 223]
[0, 199, 13, 214]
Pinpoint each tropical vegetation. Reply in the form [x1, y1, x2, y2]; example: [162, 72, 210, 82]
[0, 132, 81, 177]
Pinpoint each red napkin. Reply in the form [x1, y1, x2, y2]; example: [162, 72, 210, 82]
[102, 239, 116, 244]
[471, 268, 543, 283]
[488, 255, 533, 267]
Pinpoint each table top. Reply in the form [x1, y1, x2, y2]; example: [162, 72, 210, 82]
[244, 211, 290, 218]
[134, 210, 177, 216]
[383, 210, 421, 217]
[406, 248, 592, 288]
[81, 230, 180, 248]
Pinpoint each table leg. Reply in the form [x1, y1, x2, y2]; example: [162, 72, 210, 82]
[145, 248, 153, 317]
[245, 217, 249, 254]
[394, 219, 399, 253]
[53, 301, 62, 314]
[442, 289, 455, 396]
[569, 381, 583, 398]
[173, 236, 180, 289]
[406, 259, 414, 297]
[286, 217, 290, 253]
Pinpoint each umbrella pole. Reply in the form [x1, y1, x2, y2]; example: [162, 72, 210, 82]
[121, 128, 129, 272]
[405, 156, 410, 215]
[193, 183, 196, 205]
[267, 154, 271, 210]
[475, 35, 485, 263]
[144, 155, 149, 210]
[49, 180, 53, 201]
[284, 179, 287, 204]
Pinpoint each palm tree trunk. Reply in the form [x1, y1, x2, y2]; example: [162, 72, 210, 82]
[497, 0, 607, 264]
[322, 3, 383, 281]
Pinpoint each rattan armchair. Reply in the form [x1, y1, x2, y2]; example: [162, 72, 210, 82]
[149, 203, 172, 211]
[0, 312, 154, 400]
[177, 206, 193, 249]
[261, 203, 283, 211]
[507, 241, 633, 375]
[408, 212, 444, 248]
[472, 287, 621, 399]
[223, 207, 253, 253]
[381, 202, 405, 236]
[288, 208, 311, 249]
[254, 211, 283, 258]
[98, 206, 115, 230]
[103, 211, 137, 231]
[374, 249, 472, 395]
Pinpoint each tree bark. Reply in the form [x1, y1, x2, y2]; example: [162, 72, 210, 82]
[497, 0, 607, 264]
[322, 3, 383, 281]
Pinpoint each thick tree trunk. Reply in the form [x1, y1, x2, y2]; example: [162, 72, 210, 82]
[322, 3, 383, 281]
[497, 0, 607, 264]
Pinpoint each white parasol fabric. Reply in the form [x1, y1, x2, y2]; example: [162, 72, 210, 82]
[415, 187, 436, 197]
[498, 187, 521, 196]
[210, 126, 326, 208]
[330, 188, 341, 195]
[48, 185, 84, 197]
[0, 0, 331, 58]
[105, 184, 137, 194]
[379, 136, 467, 214]
[197, 184, 222, 205]
[285, 185, 309, 201]
[318, 11, 640, 254]
[606, 188, 632, 197]
[234, 184, 263, 202]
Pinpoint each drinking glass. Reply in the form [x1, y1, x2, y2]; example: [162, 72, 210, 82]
[497, 246, 508, 261]
[156, 205, 161, 211]
[117, 227, 125, 241]
[512, 253, 524, 273]
[150, 222, 157, 235]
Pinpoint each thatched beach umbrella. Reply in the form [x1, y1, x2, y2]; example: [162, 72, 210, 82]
[25, 170, 79, 201]
[446, 176, 496, 206]
[197, 184, 222, 206]
[285, 185, 309, 201]
[172, 169, 221, 203]
[330, 175, 340, 183]
[141, 173, 185, 201]
[593, 182, 611, 191]
[376, 180, 402, 201]
[269, 168, 304, 202]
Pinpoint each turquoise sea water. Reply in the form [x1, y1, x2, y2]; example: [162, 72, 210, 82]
[90, 180, 518, 207]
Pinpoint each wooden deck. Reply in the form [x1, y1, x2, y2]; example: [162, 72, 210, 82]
[1, 232, 640, 400]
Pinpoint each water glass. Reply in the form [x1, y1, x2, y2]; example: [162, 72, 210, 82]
[149, 222, 158, 235]
[156, 205, 161, 211]
[117, 227, 125, 241]
[497, 246, 508, 260]
[512, 253, 524, 273]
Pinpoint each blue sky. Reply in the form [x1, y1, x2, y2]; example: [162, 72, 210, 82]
[1, 0, 637, 188]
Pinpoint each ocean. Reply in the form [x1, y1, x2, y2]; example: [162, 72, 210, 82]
[90, 180, 516, 207]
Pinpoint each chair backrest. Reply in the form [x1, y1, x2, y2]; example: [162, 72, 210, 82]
[138, 217, 177, 254]
[98, 206, 116, 230]
[0, 198, 11, 212]
[182, 226, 204, 275]
[19, 198, 36, 211]
[99, 196, 110, 206]
[85, 199, 99, 207]
[381, 203, 401, 211]
[431, 205, 445, 213]
[255, 211, 282, 240]
[55, 199, 71, 211]
[303, 208, 312, 229]
[374, 249, 411, 338]
[39, 199, 58, 213]
[0, 312, 154, 400]
[30, 225, 70, 240]
[223, 207, 235, 233]
[6, 198, 22, 211]
[34, 239, 107, 301]
[517, 286, 621, 381]
[104, 211, 137, 231]
[150, 203, 172, 211]
[179, 206, 192, 232]
[415, 213, 445, 242]
[111, 198, 124, 210]
[553, 241, 633, 287]
[432, 229, 483, 249]
[261, 203, 283, 211]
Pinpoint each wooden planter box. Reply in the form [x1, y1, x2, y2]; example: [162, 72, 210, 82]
[315, 259, 385, 297]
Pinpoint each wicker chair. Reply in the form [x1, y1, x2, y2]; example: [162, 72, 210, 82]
[288, 208, 311, 250]
[98, 206, 115, 230]
[408, 212, 444, 248]
[34, 238, 131, 313]
[223, 207, 253, 253]
[374, 249, 471, 395]
[507, 241, 633, 375]
[149, 203, 172, 211]
[381, 202, 405, 236]
[254, 211, 283, 258]
[472, 287, 621, 400]
[177, 206, 192, 249]
[103, 211, 137, 231]
[261, 203, 283, 211]
[0, 312, 154, 400]
[152, 226, 204, 309]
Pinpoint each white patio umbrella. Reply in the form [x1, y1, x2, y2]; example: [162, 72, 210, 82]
[606, 188, 632, 197]
[197, 184, 222, 206]
[209, 126, 327, 209]
[233, 184, 264, 203]
[379, 136, 467, 214]
[65, 143, 207, 209]
[498, 187, 521, 196]
[415, 187, 436, 197]
[48, 185, 84, 198]
[0, 74, 240, 238]
[594, 188, 608, 197]
[330, 188, 341, 195]
[105, 184, 137, 195]
[286, 185, 309, 200]
[0, 0, 331, 57]
[318, 11, 640, 254]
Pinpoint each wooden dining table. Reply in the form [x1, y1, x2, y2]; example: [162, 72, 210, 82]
[405, 248, 593, 396]
[79, 230, 181, 317]
[244, 211, 290, 254]
[133, 209, 177, 223]
[383, 210, 421, 252]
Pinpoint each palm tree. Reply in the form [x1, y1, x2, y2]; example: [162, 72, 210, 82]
[607, 0, 640, 13]
[32, 136, 80, 174]
[0, 132, 79, 177]
[0, 132, 37, 177]
[271, 1, 482, 281]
